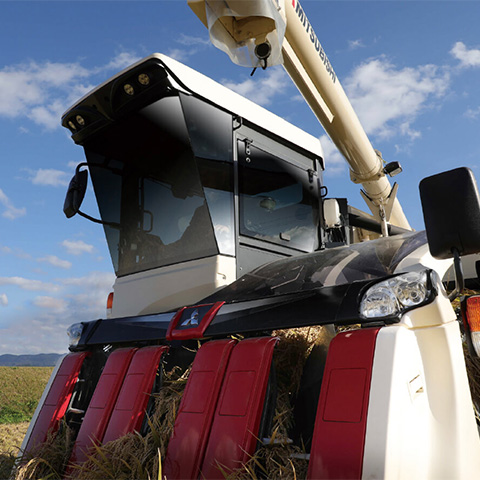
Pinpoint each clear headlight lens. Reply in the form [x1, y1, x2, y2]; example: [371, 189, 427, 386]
[360, 271, 430, 319]
[67, 322, 84, 347]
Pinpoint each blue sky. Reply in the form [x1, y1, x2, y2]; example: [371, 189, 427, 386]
[1, 1, 480, 354]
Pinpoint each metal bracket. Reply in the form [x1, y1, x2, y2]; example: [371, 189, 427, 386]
[360, 182, 399, 237]
[233, 116, 243, 131]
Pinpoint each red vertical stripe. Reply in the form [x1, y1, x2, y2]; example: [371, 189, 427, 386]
[307, 328, 380, 479]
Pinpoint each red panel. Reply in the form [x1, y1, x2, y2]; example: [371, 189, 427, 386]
[166, 302, 225, 341]
[69, 348, 137, 464]
[102, 346, 168, 443]
[163, 339, 236, 479]
[200, 336, 278, 479]
[307, 328, 381, 480]
[25, 352, 89, 453]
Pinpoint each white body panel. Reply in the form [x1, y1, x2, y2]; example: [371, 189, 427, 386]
[363, 296, 480, 479]
[394, 241, 453, 279]
[444, 252, 480, 286]
[111, 255, 236, 317]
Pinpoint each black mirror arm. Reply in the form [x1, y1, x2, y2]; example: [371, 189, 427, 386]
[448, 248, 465, 301]
[76, 210, 120, 229]
[75, 162, 88, 175]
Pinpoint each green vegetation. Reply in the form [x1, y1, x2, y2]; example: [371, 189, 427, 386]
[0, 368, 52, 479]
[0, 367, 53, 424]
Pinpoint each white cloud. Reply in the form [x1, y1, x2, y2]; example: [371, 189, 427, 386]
[0, 188, 26, 220]
[0, 276, 60, 292]
[62, 271, 115, 291]
[0, 294, 7, 306]
[26, 168, 69, 187]
[465, 106, 480, 120]
[0, 271, 115, 355]
[0, 244, 31, 259]
[348, 39, 365, 50]
[0, 53, 139, 131]
[0, 61, 90, 129]
[62, 272, 116, 318]
[0, 317, 70, 355]
[167, 34, 211, 61]
[38, 255, 72, 269]
[103, 52, 141, 71]
[34, 296, 67, 312]
[67, 161, 80, 170]
[61, 239, 95, 255]
[177, 33, 211, 47]
[450, 42, 480, 68]
[29, 101, 66, 130]
[344, 56, 449, 140]
[166, 48, 192, 63]
[319, 135, 346, 176]
[222, 67, 290, 106]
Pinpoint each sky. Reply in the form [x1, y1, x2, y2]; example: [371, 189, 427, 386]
[1, 0, 480, 355]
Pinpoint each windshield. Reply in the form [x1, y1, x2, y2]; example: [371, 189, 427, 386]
[85, 95, 222, 277]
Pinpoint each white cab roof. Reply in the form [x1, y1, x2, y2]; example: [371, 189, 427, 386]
[65, 53, 323, 160]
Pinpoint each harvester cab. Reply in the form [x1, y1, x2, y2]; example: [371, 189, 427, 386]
[62, 54, 338, 318]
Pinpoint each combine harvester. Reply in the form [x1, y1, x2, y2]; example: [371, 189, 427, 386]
[20, 1, 480, 478]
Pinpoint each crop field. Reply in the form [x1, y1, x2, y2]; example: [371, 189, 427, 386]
[0, 367, 53, 425]
[0, 367, 52, 479]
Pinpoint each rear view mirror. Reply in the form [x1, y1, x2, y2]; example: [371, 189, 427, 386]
[63, 167, 88, 218]
[419, 167, 480, 259]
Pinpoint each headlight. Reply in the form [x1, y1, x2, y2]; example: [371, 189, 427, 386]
[67, 323, 84, 348]
[360, 271, 431, 319]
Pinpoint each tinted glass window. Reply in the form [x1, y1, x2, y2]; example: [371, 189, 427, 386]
[238, 140, 319, 252]
[180, 94, 235, 256]
[180, 93, 233, 161]
[197, 158, 235, 256]
[85, 96, 218, 276]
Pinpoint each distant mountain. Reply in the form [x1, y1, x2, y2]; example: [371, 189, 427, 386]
[0, 353, 63, 367]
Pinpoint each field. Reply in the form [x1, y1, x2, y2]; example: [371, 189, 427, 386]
[0, 367, 52, 479]
[0, 367, 53, 425]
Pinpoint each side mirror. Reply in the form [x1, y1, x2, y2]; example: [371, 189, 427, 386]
[419, 167, 480, 259]
[420, 167, 480, 299]
[63, 167, 88, 218]
[63, 163, 120, 228]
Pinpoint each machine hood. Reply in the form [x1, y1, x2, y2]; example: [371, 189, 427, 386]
[207, 231, 429, 303]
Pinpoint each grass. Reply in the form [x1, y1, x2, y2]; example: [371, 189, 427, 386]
[0, 367, 53, 424]
[0, 367, 52, 480]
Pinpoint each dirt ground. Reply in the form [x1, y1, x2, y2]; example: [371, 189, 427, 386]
[0, 422, 28, 455]
[0, 423, 28, 479]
